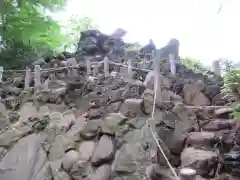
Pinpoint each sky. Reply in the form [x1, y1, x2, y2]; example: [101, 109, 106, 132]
[55, 0, 240, 65]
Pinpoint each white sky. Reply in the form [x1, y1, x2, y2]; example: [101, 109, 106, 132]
[55, 0, 240, 65]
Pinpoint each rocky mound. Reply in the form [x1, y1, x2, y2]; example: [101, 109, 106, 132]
[0, 61, 239, 180]
[0, 29, 237, 180]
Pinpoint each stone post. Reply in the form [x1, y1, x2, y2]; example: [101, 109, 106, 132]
[34, 65, 41, 94]
[169, 54, 176, 76]
[24, 67, 31, 90]
[212, 60, 221, 76]
[180, 168, 196, 180]
[104, 56, 109, 77]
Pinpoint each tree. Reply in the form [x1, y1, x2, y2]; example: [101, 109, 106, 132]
[61, 15, 98, 52]
[0, 0, 66, 69]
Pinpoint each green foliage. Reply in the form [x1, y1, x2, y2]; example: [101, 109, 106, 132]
[0, 0, 96, 69]
[221, 68, 240, 120]
[218, 58, 234, 74]
[222, 68, 240, 100]
[62, 15, 98, 52]
[180, 57, 210, 74]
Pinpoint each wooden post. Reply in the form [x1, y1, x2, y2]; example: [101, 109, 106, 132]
[180, 168, 196, 180]
[169, 54, 176, 76]
[34, 65, 41, 94]
[86, 57, 91, 75]
[0, 66, 3, 83]
[212, 60, 221, 76]
[24, 68, 31, 90]
[104, 56, 109, 77]
[127, 59, 133, 80]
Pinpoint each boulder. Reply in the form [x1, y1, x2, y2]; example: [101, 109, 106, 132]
[78, 141, 95, 161]
[181, 147, 218, 176]
[61, 150, 79, 172]
[92, 135, 114, 166]
[183, 84, 210, 106]
[90, 165, 111, 180]
[119, 98, 144, 118]
[0, 134, 47, 180]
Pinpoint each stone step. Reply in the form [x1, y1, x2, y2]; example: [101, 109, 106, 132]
[200, 119, 235, 132]
[187, 132, 216, 147]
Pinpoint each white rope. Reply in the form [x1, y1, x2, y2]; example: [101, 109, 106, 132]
[147, 69, 180, 180]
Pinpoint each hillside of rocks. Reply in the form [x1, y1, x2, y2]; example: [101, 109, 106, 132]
[0, 29, 239, 180]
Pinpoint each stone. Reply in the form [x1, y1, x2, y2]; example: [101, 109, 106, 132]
[34, 163, 53, 180]
[87, 107, 106, 119]
[112, 143, 150, 174]
[8, 111, 20, 124]
[221, 150, 240, 177]
[181, 147, 218, 176]
[202, 120, 233, 131]
[78, 141, 95, 161]
[69, 160, 91, 180]
[80, 120, 102, 140]
[144, 71, 171, 90]
[0, 127, 31, 147]
[48, 134, 73, 161]
[0, 134, 47, 180]
[19, 102, 38, 123]
[49, 111, 73, 132]
[119, 98, 144, 118]
[103, 113, 127, 134]
[145, 164, 175, 180]
[90, 165, 111, 180]
[187, 132, 216, 147]
[92, 135, 114, 166]
[62, 150, 79, 172]
[142, 89, 154, 114]
[214, 107, 232, 118]
[212, 94, 226, 106]
[183, 84, 210, 106]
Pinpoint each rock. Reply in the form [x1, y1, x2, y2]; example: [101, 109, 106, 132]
[0, 126, 32, 147]
[214, 107, 232, 119]
[217, 173, 240, 180]
[102, 113, 127, 134]
[187, 132, 216, 147]
[0, 116, 11, 131]
[119, 98, 144, 118]
[8, 111, 20, 124]
[69, 160, 91, 180]
[78, 141, 95, 161]
[0, 134, 47, 180]
[92, 135, 114, 166]
[181, 147, 218, 176]
[80, 120, 102, 140]
[49, 111, 73, 132]
[142, 89, 154, 114]
[144, 71, 171, 90]
[61, 150, 79, 172]
[183, 84, 210, 106]
[221, 150, 240, 177]
[65, 115, 87, 142]
[212, 94, 226, 106]
[87, 107, 106, 119]
[146, 164, 175, 180]
[90, 165, 111, 180]
[202, 120, 233, 131]
[34, 163, 53, 180]
[204, 84, 221, 100]
[48, 134, 73, 161]
[19, 102, 38, 123]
